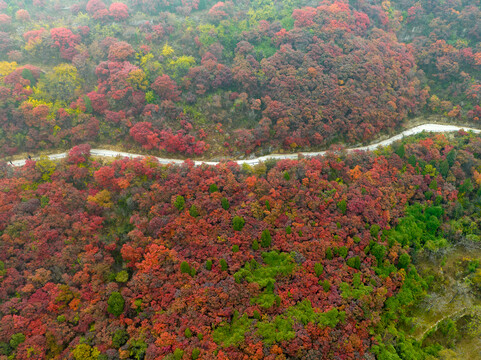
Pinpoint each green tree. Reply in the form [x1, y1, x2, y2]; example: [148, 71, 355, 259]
[205, 260, 213, 270]
[112, 329, 129, 348]
[370, 224, 381, 238]
[192, 348, 200, 359]
[314, 263, 324, 277]
[395, 143, 405, 158]
[347, 256, 361, 269]
[447, 149, 456, 167]
[213, 312, 252, 347]
[426, 215, 440, 233]
[129, 339, 147, 360]
[220, 259, 228, 271]
[232, 216, 245, 231]
[22, 68, 36, 86]
[180, 261, 191, 274]
[338, 246, 348, 258]
[408, 155, 417, 167]
[459, 178, 473, 194]
[9, 334, 25, 349]
[371, 244, 386, 266]
[83, 95, 93, 113]
[397, 253, 410, 269]
[260, 229, 272, 248]
[174, 348, 184, 360]
[326, 247, 333, 260]
[107, 292, 125, 317]
[322, 280, 331, 292]
[221, 197, 230, 210]
[174, 195, 185, 211]
[440, 159, 449, 177]
[168, 55, 196, 79]
[189, 204, 199, 218]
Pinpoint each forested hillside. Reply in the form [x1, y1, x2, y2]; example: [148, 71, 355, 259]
[0, 0, 480, 158]
[2, 1, 481, 359]
[2, 131, 481, 359]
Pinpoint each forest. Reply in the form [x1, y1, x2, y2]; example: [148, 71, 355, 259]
[0, 0, 480, 158]
[1, 0, 481, 359]
[3, 130, 481, 359]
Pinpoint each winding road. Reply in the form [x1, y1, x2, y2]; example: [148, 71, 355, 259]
[7, 124, 481, 167]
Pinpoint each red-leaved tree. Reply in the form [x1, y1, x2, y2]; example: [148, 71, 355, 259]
[151, 74, 181, 101]
[109, 2, 129, 20]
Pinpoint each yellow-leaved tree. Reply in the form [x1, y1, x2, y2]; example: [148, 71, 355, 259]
[33, 64, 83, 104]
[127, 68, 148, 91]
[0, 61, 17, 80]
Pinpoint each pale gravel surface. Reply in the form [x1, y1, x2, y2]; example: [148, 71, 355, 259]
[7, 124, 481, 167]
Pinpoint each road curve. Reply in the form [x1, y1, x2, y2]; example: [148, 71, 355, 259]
[7, 124, 481, 168]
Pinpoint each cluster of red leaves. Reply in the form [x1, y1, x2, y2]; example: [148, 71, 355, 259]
[50, 27, 81, 61]
[86, 0, 129, 21]
[130, 121, 208, 155]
